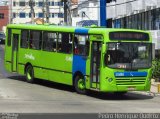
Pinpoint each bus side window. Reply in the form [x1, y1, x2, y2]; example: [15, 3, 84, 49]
[74, 35, 89, 56]
[74, 36, 79, 54]
[29, 30, 42, 50]
[21, 30, 29, 48]
[7, 28, 12, 46]
[43, 32, 57, 52]
[57, 33, 73, 54]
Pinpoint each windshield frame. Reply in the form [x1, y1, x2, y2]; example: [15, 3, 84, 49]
[105, 42, 152, 70]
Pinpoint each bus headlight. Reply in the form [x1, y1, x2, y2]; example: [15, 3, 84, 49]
[108, 78, 113, 82]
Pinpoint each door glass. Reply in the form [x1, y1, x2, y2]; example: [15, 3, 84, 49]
[13, 34, 19, 51]
[91, 42, 102, 85]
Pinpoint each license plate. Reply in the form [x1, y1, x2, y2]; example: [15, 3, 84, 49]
[128, 87, 136, 91]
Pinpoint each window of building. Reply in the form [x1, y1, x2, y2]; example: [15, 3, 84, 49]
[58, 13, 64, 18]
[73, 35, 89, 56]
[142, 12, 145, 30]
[54, 2, 58, 6]
[130, 15, 134, 29]
[38, 2, 43, 7]
[19, 13, 26, 18]
[144, 11, 148, 30]
[156, 8, 160, 30]
[54, 13, 58, 18]
[138, 13, 142, 29]
[7, 29, 11, 46]
[48, 2, 50, 6]
[57, 33, 73, 54]
[29, 13, 35, 18]
[148, 11, 152, 30]
[120, 18, 124, 28]
[30, 31, 42, 50]
[0, 13, 4, 19]
[152, 9, 157, 30]
[29, 13, 31, 18]
[13, 2, 16, 6]
[51, 2, 54, 6]
[134, 14, 138, 29]
[49, 13, 53, 18]
[21, 30, 29, 48]
[13, 13, 16, 18]
[38, 13, 44, 18]
[19, 1, 25, 6]
[58, 2, 63, 6]
[123, 17, 126, 28]
[126, 16, 129, 28]
[128, 16, 131, 29]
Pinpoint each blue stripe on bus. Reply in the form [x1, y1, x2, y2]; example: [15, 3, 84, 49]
[75, 28, 89, 34]
[114, 72, 148, 77]
[72, 55, 86, 77]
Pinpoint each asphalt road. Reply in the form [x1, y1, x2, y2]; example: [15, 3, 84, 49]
[0, 45, 160, 113]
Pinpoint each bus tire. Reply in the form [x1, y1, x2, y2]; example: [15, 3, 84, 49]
[25, 65, 34, 83]
[74, 75, 86, 94]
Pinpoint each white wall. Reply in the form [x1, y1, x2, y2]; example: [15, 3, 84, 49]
[110, 0, 159, 18]
[11, 0, 64, 24]
[150, 30, 160, 50]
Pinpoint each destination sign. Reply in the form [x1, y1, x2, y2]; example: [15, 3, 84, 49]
[109, 31, 149, 41]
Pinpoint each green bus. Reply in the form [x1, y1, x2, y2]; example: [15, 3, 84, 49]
[5, 24, 152, 94]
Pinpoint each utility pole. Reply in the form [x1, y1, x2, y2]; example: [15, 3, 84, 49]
[42, 0, 45, 24]
[45, 0, 50, 23]
[29, 0, 35, 24]
[63, 0, 68, 25]
[99, 0, 106, 27]
[9, 0, 13, 23]
[67, 1, 72, 26]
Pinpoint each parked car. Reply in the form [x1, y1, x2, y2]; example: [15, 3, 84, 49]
[0, 32, 6, 44]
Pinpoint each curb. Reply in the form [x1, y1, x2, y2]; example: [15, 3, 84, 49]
[151, 82, 160, 87]
[134, 91, 160, 97]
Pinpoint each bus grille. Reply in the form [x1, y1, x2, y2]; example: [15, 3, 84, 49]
[116, 77, 146, 85]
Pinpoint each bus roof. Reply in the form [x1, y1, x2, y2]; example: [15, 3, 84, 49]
[7, 24, 149, 33]
[7, 24, 150, 36]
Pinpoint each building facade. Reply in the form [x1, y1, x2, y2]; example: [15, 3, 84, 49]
[110, 0, 160, 30]
[71, 0, 99, 26]
[0, 6, 9, 31]
[11, 0, 64, 24]
[108, 0, 160, 50]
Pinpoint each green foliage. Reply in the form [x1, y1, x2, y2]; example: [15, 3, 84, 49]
[152, 59, 160, 79]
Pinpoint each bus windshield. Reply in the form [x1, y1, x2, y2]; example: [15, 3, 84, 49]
[105, 42, 152, 69]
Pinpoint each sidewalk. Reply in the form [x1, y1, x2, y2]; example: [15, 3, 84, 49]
[150, 79, 160, 95]
[135, 79, 160, 96]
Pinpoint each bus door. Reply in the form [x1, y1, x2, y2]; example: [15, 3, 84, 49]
[90, 41, 102, 89]
[11, 30, 20, 72]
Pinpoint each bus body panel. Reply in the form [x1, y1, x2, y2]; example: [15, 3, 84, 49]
[5, 29, 21, 73]
[100, 67, 152, 92]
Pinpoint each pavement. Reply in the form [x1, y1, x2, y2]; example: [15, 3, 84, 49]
[150, 79, 160, 95]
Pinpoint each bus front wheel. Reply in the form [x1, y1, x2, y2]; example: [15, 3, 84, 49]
[74, 75, 86, 94]
[25, 65, 34, 83]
